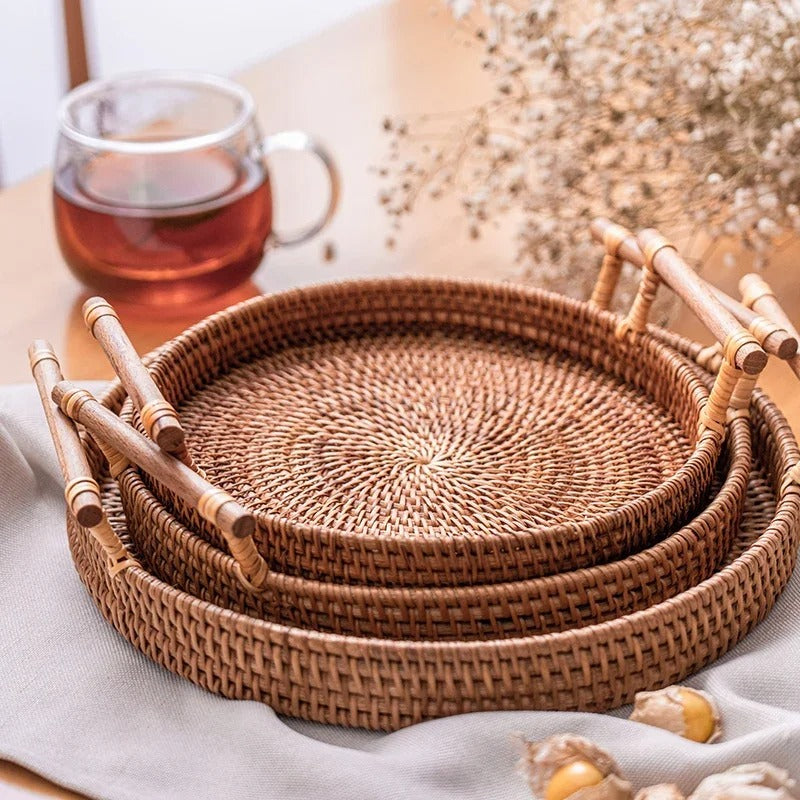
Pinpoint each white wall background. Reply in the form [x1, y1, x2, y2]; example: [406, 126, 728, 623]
[0, 0, 382, 186]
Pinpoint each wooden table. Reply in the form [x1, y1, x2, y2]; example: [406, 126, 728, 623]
[1, 0, 799, 795]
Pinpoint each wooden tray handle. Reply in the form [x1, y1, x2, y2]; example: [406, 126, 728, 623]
[740, 274, 800, 354]
[739, 274, 800, 493]
[589, 219, 766, 373]
[83, 297, 194, 469]
[589, 221, 793, 425]
[589, 222, 797, 360]
[52, 380, 269, 592]
[28, 341, 136, 576]
[589, 219, 768, 441]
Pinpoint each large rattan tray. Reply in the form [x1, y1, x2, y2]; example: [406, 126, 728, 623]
[125, 279, 733, 587]
[68, 375, 799, 730]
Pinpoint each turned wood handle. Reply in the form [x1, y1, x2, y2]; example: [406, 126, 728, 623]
[709, 285, 797, 360]
[740, 274, 799, 336]
[28, 340, 104, 528]
[741, 275, 800, 490]
[589, 220, 796, 360]
[740, 274, 800, 380]
[83, 297, 188, 457]
[29, 342, 137, 575]
[590, 219, 767, 375]
[52, 380, 255, 541]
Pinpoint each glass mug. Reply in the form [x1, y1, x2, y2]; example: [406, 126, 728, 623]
[54, 72, 339, 305]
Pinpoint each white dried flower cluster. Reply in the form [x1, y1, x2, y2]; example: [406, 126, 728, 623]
[379, 0, 800, 302]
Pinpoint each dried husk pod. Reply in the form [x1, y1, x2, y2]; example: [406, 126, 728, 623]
[635, 785, 686, 800]
[519, 734, 633, 800]
[629, 686, 721, 743]
[690, 764, 797, 800]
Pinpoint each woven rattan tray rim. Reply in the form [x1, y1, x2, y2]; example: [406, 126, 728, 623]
[130, 277, 723, 583]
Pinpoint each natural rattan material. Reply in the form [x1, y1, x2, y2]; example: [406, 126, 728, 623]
[105, 419, 758, 636]
[115, 428, 749, 641]
[115, 410, 749, 640]
[111, 320, 750, 640]
[123, 279, 725, 587]
[67, 377, 799, 731]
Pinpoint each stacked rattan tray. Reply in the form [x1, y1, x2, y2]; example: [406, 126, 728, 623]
[126, 280, 729, 586]
[110, 282, 755, 640]
[37, 222, 800, 730]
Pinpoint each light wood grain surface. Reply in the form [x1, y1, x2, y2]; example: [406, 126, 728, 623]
[1, 0, 799, 796]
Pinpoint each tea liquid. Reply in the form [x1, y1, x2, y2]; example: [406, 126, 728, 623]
[54, 148, 272, 305]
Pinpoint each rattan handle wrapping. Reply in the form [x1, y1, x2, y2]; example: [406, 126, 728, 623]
[709, 285, 797, 359]
[589, 219, 768, 440]
[28, 341, 135, 576]
[83, 297, 194, 468]
[589, 221, 785, 424]
[590, 219, 766, 375]
[740, 275, 800, 368]
[589, 221, 628, 309]
[51, 380, 269, 590]
[639, 229, 768, 437]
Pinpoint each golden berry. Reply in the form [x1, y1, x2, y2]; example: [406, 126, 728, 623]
[545, 761, 605, 800]
[678, 688, 716, 743]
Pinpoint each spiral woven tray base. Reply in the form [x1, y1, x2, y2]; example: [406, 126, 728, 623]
[67, 384, 799, 730]
[128, 278, 724, 587]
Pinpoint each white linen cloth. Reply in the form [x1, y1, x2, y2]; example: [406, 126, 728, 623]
[1, 383, 798, 800]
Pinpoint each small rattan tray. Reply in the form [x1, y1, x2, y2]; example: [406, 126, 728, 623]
[68, 375, 799, 730]
[124, 278, 742, 587]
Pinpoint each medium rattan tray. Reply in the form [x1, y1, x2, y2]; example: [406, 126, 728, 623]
[108, 319, 749, 641]
[68, 375, 799, 730]
[115, 408, 749, 640]
[123, 278, 745, 587]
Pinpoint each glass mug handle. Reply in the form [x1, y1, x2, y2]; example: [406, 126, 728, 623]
[260, 130, 340, 246]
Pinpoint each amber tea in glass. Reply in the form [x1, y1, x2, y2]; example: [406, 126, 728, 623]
[54, 73, 338, 306]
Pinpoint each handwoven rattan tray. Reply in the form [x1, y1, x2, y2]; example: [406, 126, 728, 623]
[68, 375, 799, 730]
[115, 408, 749, 640]
[110, 319, 749, 641]
[124, 279, 732, 587]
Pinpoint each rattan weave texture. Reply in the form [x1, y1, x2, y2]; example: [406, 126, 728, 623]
[125, 279, 725, 586]
[116, 410, 749, 640]
[68, 378, 799, 730]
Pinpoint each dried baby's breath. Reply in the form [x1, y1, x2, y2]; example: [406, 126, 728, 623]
[379, 0, 800, 305]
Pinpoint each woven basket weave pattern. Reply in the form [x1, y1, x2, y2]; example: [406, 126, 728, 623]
[68, 383, 799, 730]
[116, 410, 749, 640]
[126, 279, 721, 586]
